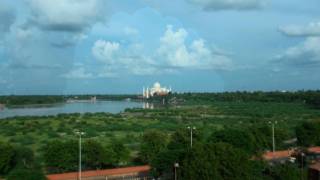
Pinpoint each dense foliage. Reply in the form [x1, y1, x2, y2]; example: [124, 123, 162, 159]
[296, 121, 320, 146]
[0, 92, 319, 178]
[0, 142, 43, 179]
[0, 142, 15, 175]
[43, 139, 129, 173]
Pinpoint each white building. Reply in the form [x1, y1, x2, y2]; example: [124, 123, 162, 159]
[143, 82, 171, 99]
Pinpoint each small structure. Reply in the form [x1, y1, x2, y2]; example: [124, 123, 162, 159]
[143, 82, 171, 99]
[262, 149, 296, 164]
[0, 104, 4, 110]
[47, 165, 151, 180]
[306, 147, 320, 163]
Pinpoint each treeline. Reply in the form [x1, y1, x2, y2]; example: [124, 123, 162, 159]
[1, 90, 320, 107]
[172, 90, 320, 108]
[0, 95, 64, 106]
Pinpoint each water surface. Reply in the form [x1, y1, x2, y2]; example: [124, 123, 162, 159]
[0, 101, 143, 119]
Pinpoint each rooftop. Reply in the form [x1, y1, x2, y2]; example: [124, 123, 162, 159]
[47, 165, 150, 180]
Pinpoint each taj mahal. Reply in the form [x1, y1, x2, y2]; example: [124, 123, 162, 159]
[143, 82, 172, 99]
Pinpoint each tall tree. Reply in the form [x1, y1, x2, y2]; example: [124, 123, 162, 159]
[0, 142, 15, 175]
[139, 130, 168, 164]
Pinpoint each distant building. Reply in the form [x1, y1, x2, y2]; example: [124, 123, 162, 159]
[143, 82, 171, 99]
[0, 104, 4, 110]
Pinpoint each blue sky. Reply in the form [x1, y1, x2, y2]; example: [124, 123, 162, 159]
[0, 0, 319, 94]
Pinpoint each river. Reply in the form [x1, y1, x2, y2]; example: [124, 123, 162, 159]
[0, 100, 144, 119]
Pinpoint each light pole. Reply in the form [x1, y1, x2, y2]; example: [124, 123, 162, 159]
[187, 126, 196, 148]
[301, 152, 305, 180]
[75, 130, 85, 180]
[174, 163, 179, 180]
[268, 121, 277, 155]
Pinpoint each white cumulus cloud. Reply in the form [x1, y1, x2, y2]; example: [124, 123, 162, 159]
[157, 25, 232, 69]
[275, 37, 320, 66]
[92, 40, 120, 64]
[279, 22, 320, 37]
[91, 25, 233, 76]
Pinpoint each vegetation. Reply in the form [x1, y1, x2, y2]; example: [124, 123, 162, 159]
[0, 92, 320, 178]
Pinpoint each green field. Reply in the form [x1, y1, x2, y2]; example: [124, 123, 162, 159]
[1, 101, 319, 162]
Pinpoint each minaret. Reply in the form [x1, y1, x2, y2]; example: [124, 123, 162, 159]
[146, 87, 149, 99]
[143, 87, 145, 98]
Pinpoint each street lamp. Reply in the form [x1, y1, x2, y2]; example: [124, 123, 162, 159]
[174, 163, 179, 180]
[268, 121, 277, 156]
[187, 126, 196, 148]
[75, 130, 85, 180]
[301, 152, 305, 180]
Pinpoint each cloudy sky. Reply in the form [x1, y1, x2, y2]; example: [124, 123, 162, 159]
[0, 0, 319, 94]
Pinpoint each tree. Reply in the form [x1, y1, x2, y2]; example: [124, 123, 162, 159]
[43, 140, 78, 173]
[43, 140, 116, 173]
[12, 146, 35, 169]
[264, 164, 301, 180]
[83, 140, 111, 169]
[151, 128, 203, 178]
[180, 142, 253, 180]
[296, 121, 320, 146]
[7, 168, 46, 180]
[0, 142, 15, 175]
[208, 129, 256, 154]
[109, 140, 130, 166]
[139, 130, 168, 164]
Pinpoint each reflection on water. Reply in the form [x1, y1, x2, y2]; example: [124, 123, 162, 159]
[143, 102, 154, 109]
[0, 101, 143, 119]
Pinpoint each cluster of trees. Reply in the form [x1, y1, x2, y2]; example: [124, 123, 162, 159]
[296, 120, 320, 147]
[0, 95, 64, 106]
[44, 139, 130, 173]
[0, 142, 46, 180]
[172, 90, 320, 108]
[139, 128, 301, 179]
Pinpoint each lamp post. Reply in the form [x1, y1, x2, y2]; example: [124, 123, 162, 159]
[301, 152, 305, 180]
[187, 126, 196, 148]
[75, 130, 85, 180]
[268, 121, 277, 155]
[174, 163, 179, 180]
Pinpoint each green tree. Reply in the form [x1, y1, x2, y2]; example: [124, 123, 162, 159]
[139, 130, 168, 163]
[83, 140, 111, 169]
[296, 121, 320, 146]
[265, 164, 301, 180]
[109, 140, 130, 166]
[0, 142, 15, 175]
[43, 140, 78, 173]
[12, 146, 35, 169]
[7, 168, 46, 180]
[208, 129, 256, 154]
[151, 128, 203, 178]
[181, 142, 252, 180]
